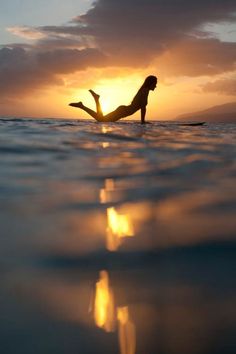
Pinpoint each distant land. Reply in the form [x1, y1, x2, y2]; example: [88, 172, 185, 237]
[176, 102, 236, 123]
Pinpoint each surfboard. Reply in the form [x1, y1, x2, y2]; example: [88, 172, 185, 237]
[178, 122, 206, 126]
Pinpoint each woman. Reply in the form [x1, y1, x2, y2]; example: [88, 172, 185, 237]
[69, 75, 157, 124]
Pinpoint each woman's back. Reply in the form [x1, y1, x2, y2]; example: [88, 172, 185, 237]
[131, 87, 149, 110]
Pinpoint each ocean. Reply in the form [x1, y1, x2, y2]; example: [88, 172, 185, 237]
[0, 118, 236, 354]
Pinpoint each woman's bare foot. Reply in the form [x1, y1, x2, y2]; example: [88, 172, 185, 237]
[89, 89, 100, 100]
[69, 101, 83, 108]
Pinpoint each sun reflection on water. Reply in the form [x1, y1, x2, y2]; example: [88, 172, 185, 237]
[101, 125, 111, 148]
[117, 307, 136, 354]
[94, 270, 116, 332]
[102, 142, 110, 149]
[93, 271, 136, 354]
[102, 126, 109, 134]
[94, 175, 136, 351]
[106, 207, 134, 251]
[100, 178, 115, 204]
[99, 179, 135, 251]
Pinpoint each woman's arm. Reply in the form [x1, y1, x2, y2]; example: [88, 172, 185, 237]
[141, 106, 146, 124]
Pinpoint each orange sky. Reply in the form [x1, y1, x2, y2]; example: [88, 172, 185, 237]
[0, 1, 235, 120]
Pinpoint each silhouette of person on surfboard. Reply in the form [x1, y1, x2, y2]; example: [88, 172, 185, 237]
[69, 75, 157, 124]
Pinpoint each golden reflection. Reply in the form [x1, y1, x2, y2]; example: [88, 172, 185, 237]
[100, 178, 115, 204]
[102, 125, 109, 134]
[101, 126, 110, 148]
[106, 207, 134, 251]
[102, 142, 110, 149]
[100, 179, 135, 250]
[117, 307, 136, 354]
[94, 270, 116, 332]
[93, 271, 136, 354]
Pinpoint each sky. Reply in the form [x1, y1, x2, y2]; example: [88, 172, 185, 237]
[0, 0, 236, 120]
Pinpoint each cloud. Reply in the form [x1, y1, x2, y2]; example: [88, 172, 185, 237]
[202, 77, 236, 96]
[7, 0, 236, 63]
[156, 37, 236, 77]
[7, 26, 46, 40]
[37, 0, 236, 56]
[37, 0, 236, 64]
[97, 1, 235, 48]
[6, 25, 92, 50]
[0, 47, 106, 97]
[0, 0, 236, 101]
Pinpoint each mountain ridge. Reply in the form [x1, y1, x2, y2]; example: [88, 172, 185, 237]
[176, 102, 236, 123]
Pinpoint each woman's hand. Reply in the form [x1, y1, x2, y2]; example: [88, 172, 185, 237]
[141, 121, 151, 124]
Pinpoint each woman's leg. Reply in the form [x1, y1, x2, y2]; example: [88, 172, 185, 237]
[69, 101, 104, 121]
[69, 89, 104, 121]
[69, 92, 132, 122]
[89, 90, 104, 118]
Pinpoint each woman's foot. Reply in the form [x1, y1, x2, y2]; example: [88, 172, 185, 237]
[89, 89, 100, 100]
[69, 101, 83, 108]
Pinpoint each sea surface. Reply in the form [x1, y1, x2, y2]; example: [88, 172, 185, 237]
[0, 118, 236, 354]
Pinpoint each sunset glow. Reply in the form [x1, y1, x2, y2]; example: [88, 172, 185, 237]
[0, 0, 235, 120]
[1, 2, 236, 353]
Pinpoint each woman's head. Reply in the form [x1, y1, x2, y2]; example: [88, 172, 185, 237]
[142, 75, 158, 90]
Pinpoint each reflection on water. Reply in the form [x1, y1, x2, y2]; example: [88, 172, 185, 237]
[100, 178, 115, 204]
[117, 307, 136, 354]
[102, 142, 110, 149]
[106, 207, 134, 251]
[101, 125, 111, 148]
[93, 270, 136, 354]
[100, 178, 135, 251]
[94, 270, 116, 332]
[96, 171, 136, 351]
[0, 119, 236, 354]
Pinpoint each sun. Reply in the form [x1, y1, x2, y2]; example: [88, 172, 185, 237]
[91, 86, 126, 115]
[65, 71, 173, 120]
[99, 98, 114, 114]
[91, 76, 142, 114]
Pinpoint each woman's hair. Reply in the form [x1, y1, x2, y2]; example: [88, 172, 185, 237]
[141, 75, 158, 88]
[131, 75, 157, 106]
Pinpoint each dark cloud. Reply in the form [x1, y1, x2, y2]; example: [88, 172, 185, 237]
[37, 48, 106, 73]
[0, 47, 56, 97]
[0, 46, 106, 97]
[38, 0, 236, 64]
[157, 38, 236, 77]
[0, 0, 236, 101]
[202, 77, 236, 96]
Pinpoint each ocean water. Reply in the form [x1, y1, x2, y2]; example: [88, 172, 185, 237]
[0, 118, 236, 354]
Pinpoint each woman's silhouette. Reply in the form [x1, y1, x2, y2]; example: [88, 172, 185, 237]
[69, 75, 157, 124]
